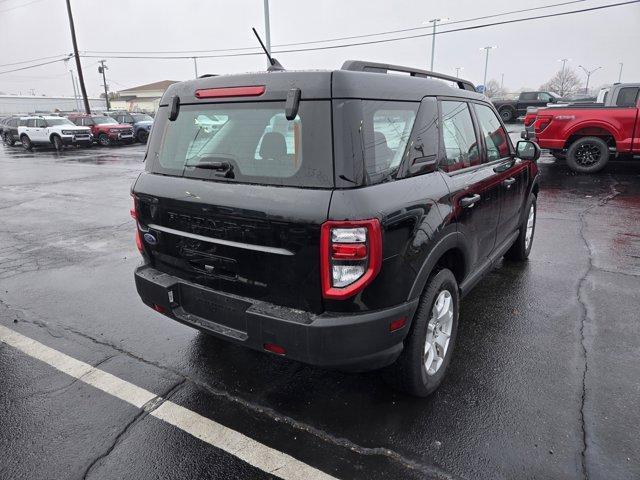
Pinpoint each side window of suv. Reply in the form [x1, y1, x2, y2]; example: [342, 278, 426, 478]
[35, 119, 46, 128]
[616, 87, 639, 107]
[26, 119, 36, 128]
[538, 93, 552, 102]
[520, 92, 537, 101]
[440, 101, 479, 172]
[473, 103, 512, 162]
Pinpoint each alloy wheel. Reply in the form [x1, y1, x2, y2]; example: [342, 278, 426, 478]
[424, 289, 454, 376]
[575, 142, 602, 166]
[524, 204, 535, 250]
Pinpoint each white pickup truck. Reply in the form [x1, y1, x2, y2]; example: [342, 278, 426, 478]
[18, 115, 92, 150]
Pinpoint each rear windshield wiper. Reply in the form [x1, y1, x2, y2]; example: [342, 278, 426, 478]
[190, 160, 230, 170]
[189, 160, 235, 179]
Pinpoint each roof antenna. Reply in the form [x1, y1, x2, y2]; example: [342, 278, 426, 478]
[252, 27, 284, 72]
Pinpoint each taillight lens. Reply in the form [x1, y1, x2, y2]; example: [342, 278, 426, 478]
[131, 195, 144, 254]
[524, 115, 536, 127]
[534, 115, 553, 133]
[320, 219, 382, 300]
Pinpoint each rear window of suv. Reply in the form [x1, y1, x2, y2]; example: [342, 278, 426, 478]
[147, 101, 333, 188]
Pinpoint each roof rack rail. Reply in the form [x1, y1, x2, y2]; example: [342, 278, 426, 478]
[341, 60, 476, 92]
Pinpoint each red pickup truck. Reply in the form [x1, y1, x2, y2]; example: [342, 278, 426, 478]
[533, 84, 640, 172]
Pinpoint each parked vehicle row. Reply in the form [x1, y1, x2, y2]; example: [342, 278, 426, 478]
[0, 111, 153, 150]
[521, 83, 640, 172]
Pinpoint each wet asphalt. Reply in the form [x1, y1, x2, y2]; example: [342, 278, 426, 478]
[0, 129, 639, 480]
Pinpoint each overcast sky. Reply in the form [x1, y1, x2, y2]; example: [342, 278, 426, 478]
[0, 0, 638, 97]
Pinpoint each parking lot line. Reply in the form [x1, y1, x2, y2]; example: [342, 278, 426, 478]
[0, 324, 338, 480]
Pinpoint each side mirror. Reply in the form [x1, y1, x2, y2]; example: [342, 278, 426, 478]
[516, 140, 541, 161]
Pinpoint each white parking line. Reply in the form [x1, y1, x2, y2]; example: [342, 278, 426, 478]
[0, 324, 338, 480]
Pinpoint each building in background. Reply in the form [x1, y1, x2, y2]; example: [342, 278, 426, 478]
[0, 95, 106, 115]
[111, 80, 178, 113]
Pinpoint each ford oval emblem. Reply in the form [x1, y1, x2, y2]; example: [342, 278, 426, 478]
[143, 233, 158, 245]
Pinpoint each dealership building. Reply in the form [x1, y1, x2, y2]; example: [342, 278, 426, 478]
[0, 95, 107, 115]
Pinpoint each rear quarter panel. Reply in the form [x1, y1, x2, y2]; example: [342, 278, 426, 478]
[326, 172, 453, 312]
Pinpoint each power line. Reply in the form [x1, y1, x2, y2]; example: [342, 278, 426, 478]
[0, 0, 49, 13]
[78, 1, 640, 61]
[0, 54, 71, 69]
[82, 0, 589, 55]
[0, 57, 70, 75]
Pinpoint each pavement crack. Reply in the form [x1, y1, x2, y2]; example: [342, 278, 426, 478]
[574, 179, 621, 480]
[80, 378, 185, 480]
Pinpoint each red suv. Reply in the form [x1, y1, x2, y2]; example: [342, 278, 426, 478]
[67, 114, 134, 146]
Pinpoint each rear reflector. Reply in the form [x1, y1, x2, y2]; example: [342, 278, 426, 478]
[195, 85, 265, 99]
[389, 317, 407, 332]
[135, 229, 144, 253]
[153, 304, 166, 314]
[263, 343, 286, 355]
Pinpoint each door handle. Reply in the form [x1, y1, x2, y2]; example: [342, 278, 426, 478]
[460, 194, 481, 208]
[503, 177, 516, 188]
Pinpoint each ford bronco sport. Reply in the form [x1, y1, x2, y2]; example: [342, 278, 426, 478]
[131, 61, 541, 396]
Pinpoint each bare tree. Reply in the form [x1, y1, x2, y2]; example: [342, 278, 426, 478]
[484, 79, 507, 98]
[540, 67, 582, 97]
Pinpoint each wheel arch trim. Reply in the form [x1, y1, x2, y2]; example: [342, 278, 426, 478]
[407, 231, 471, 301]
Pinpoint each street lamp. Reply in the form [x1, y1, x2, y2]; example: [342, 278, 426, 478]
[480, 46, 497, 90]
[63, 56, 80, 112]
[578, 65, 602, 94]
[455, 66, 463, 77]
[424, 17, 449, 71]
[618, 62, 624, 82]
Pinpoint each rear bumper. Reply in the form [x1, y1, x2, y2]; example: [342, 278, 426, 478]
[135, 265, 419, 371]
[536, 137, 564, 149]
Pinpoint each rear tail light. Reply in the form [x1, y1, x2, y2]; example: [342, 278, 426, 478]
[263, 343, 286, 355]
[524, 115, 536, 127]
[320, 219, 382, 300]
[534, 115, 553, 133]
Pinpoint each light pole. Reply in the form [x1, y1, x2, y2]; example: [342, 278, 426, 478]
[559, 58, 570, 74]
[618, 62, 624, 82]
[263, 0, 272, 69]
[500, 73, 504, 90]
[480, 46, 497, 90]
[425, 17, 448, 71]
[455, 66, 463, 77]
[193, 57, 199, 78]
[63, 56, 80, 112]
[578, 65, 602, 94]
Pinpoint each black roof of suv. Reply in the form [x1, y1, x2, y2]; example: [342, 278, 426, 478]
[132, 60, 540, 397]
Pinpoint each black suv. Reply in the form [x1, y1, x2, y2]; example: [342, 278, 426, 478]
[1, 116, 26, 146]
[132, 61, 540, 396]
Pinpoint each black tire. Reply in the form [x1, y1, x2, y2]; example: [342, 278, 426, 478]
[550, 149, 565, 160]
[382, 269, 460, 397]
[505, 194, 537, 261]
[566, 136, 609, 173]
[98, 133, 111, 147]
[52, 135, 63, 151]
[137, 129, 149, 144]
[3, 132, 15, 146]
[20, 135, 32, 151]
[499, 107, 515, 123]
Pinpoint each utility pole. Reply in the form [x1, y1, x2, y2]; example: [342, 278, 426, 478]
[425, 17, 448, 71]
[500, 73, 504, 89]
[618, 62, 623, 82]
[481, 46, 497, 90]
[578, 65, 601, 94]
[98, 60, 110, 110]
[263, 0, 272, 69]
[65, 0, 90, 114]
[64, 56, 80, 112]
[192, 57, 199, 78]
